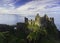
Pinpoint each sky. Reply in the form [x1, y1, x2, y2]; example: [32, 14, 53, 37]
[0, 0, 60, 30]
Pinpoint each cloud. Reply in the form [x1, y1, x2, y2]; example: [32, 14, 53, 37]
[13, 0, 60, 16]
[0, 0, 59, 15]
[0, 0, 60, 18]
[0, 7, 15, 14]
[0, 0, 15, 9]
[0, 0, 60, 15]
[0, 0, 60, 17]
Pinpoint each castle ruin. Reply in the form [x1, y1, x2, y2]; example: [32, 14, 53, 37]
[25, 13, 54, 27]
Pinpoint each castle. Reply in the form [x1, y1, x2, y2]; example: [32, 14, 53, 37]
[25, 13, 54, 27]
[0, 13, 57, 33]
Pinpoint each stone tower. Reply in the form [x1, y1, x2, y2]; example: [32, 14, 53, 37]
[44, 14, 49, 20]
[35, 13, 41, 26]
[25, 17, 28, 25]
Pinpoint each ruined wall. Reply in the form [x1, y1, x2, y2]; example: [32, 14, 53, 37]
[24, 14, 54, 28]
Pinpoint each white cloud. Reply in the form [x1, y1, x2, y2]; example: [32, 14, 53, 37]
[0, 0, 60, 16]
[13, 0, 59, 16]
[0, 0, 60, 17]
[0, 7, 14, 14]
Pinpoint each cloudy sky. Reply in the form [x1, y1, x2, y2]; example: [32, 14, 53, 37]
[0, 0, 60, 30]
